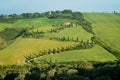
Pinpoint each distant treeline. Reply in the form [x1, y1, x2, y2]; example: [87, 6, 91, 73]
[0, 9, 93, 34]
[0, 10, 82, 23]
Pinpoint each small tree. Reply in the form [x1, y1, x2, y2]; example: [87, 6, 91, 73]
[24, 67, 41, 80]
[76, 37, 79, 42]
[52, 48, 57, 54]
[61, 47, 65, 52]
[67, 36, 70, 41]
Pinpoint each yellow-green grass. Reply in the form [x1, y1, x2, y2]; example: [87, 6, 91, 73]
[29, 26, 54, 33]
[0, 18, 74, 31]
[84, 13, 120, 51]
[45, 26, 93, 41]
[35, 45, 117, 63]
[0, 37, 78, 65]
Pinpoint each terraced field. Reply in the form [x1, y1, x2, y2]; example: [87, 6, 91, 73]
[35, 45, 117, 63]
[84, 13, 120, 51]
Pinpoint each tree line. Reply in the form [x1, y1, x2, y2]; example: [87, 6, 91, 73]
[25, 40, 94, 63]
[0, 60, 120, 80]
[0, 9, 93, 34]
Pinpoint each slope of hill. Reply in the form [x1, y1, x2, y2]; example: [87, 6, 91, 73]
[84, 13, 120, 52]
[0, 13, 120, 65]
[35, 45, 117, 63]
[45, 26, 93, 41]
[0, 18, 74, 30]
[0, 37, 77, 65]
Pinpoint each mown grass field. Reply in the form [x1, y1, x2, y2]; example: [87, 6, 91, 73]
[0, 18, 74, 30]
[0, 37, 77, 65]
[35, 45, 117, 63]
[84, 13, 120, 51]
[45, 26, 93, 41]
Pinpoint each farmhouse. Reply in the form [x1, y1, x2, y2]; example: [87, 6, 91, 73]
[63, 22, 71, 26]
[62, 22, 76, 27]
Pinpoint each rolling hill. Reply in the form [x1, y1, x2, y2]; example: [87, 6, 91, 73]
[84, 13, 120, 52]
[35, 45, 117, 63]
[0, 13, 120, 65]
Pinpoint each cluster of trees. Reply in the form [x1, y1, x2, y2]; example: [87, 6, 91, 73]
[50, 36, 83, 42]
[0, 14, 18, 23]
[22, 29, 44, 38]
[0, 12, 48, 23]
[49, 22, 76, 33]
[0, 28, 24, 41]
[50, 25, 67, 33]
[0, 28, 25, 49]
[0, 10, 75, 23]
[0, 60, 120, 80]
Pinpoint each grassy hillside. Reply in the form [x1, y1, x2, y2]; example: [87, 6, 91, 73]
[84, 13, 120, 51]
[0, 18, 74, 30]
[0, 14, 119, 65]
[35, 45, 117, 63]
[0, 37, 77, 65]
[45, 26, 93, 41]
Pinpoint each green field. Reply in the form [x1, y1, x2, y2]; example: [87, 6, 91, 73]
[45, 26, 93, 41]
[0, 37, 77, 65]
[35, 45, 117, 63]
[0, 18, 74, 30]
[84, 13, 120, 51]
[0, 13, 120, 65]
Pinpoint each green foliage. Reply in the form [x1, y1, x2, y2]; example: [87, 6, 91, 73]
[0, 14, 18, 23]
[66, 69, 78, 75]
[24, 67, 41, 80]
[0, 28, 25, 49]
[0, 28, 21, 41]
[64, 75, 89, 80]
[95, 76, 112, 80]
[77, 61, 94, 70]
[0, 61, 120, 80]
[4, 72, 19, 80]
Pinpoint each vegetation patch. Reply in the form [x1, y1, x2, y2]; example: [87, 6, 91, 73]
[84, 13, 120, 58]
[35, 45, 117, 63]
[45, 26, 93, 41]
[0, 37, 77, 65]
